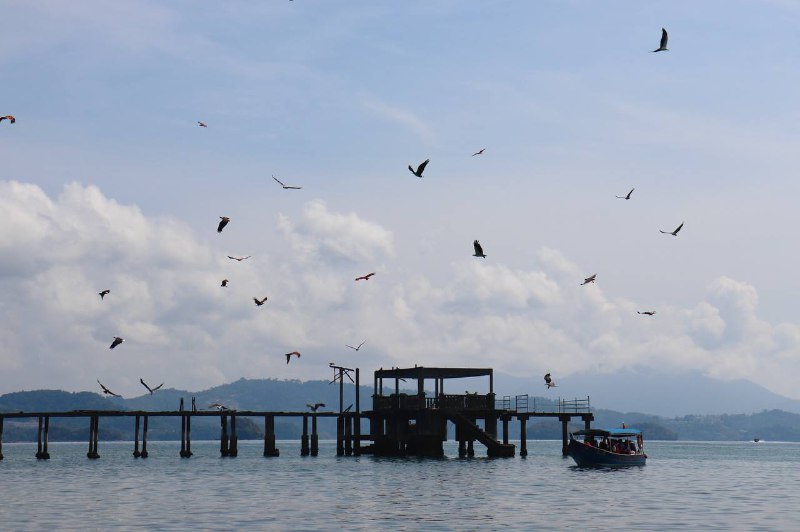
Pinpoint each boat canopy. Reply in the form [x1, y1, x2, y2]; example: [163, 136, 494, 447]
[572, 428, 642, 438]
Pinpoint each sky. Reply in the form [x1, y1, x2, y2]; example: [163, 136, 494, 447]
[3, 0, 800, 399]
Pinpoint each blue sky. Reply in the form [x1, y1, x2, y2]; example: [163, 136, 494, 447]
[3, 1, 800, 399]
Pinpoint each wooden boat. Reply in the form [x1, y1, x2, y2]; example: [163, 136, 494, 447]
[568, 428, 647, 467]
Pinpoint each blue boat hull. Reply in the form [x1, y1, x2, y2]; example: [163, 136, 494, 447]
[568, 438, 646, 467]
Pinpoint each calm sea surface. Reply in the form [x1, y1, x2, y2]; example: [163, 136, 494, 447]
[1, 439, 798, 530]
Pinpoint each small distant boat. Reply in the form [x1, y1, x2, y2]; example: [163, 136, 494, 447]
[568, 428, 647, 467]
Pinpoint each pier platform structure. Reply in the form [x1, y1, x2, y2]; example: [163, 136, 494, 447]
[0, 366, 593, 461]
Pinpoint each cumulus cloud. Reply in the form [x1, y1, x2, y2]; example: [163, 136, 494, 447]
[3, 181, 800, 399]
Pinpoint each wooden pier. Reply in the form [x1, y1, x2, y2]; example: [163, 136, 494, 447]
[0, 366, 592, 460]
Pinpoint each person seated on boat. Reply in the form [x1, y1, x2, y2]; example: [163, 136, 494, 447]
[585, 436, 597, 447]
[599, 438, 609, 451]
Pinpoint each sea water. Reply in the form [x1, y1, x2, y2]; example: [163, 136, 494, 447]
[0, 440, 798, 530]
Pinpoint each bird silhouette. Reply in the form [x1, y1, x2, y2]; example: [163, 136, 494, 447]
[0, 115, 15, 124]
[544, 373, 557, 389]
[253, 296, 268, 306]
[109, 336, 124, 349]
[306, 403, 325, 411]
[473, 240, 486, 258]
[346, 340, 366, 351]
[217, 217, 230, 233]
[355, 272, 375, 281]
[616, 188, 634, 200]
[660, 222, 684, 236]
[227, 255, 251, 261]
[344, 404, 353, 412]
[197, 121, 207, 127]
[98, 289, 110, 300]
[638, 311, 656, 316]
[139, 378, 164, 394]
[580, 274, 597, 286]
[472, 148, 485, 156]
[221, 279, 229, 287]
[272, 175, 303, 190]
[652, 28, 668, 52]
[97, 379, 121, 397]
[285, 351, 301, 364]
[408, 159, 429, 178]
[207, 402, 229, 410]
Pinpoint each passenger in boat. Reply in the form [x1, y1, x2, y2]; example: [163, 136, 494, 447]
[586, 436, 597, 447]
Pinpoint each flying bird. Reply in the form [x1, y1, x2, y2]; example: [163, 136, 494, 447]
[227, 255, 251, 261]
[306, 403, 325, 412]
[652, 28, 668, 52]
[0, 115, 15, 124]
[197, 121, 207, 127]
[217, 216, 230, 233]
[97, 379, 121, 397]
[346, 340, 366, 351]
[580, 274, 597, 286]
[285, 351, 301, 364]
[98, 289, 110, 300]
[616, 188, 634, 200]
[472, 148, 485, 156]
[638, 311, 656, 316]
[660, 222, 684, 236]
[253, 296, 268, 306]
[544, 373, 557, 389]
[355, 272, 375, 281]
[473, 240, 486, 258]
[139, 378, 164, 395]
[408, 159, 429, 178]
[272, 175, 303, 190]
[221, 279, 229, 287]
[109, 336, 124, 349]
[207, 402, 229, 410]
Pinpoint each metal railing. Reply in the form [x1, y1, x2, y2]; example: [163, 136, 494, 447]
[558, 396, 591, 414]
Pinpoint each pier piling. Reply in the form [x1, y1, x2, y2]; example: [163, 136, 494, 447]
[36, 416, 43, 459]
[263, 415, 279, 457]
[229, 415, 238, 457]
[0, 416, 4, 460]
[220, 415, 229, 457]
[310, 414, 319, 456]
[180, 414, 187, 457]
[133, 415, 141, 458]
[180, 414, 193, 457]
[502, 414, 510, 445]
[519, 417, 528, 457]
[140, 415, 149, 458]
[87, 415, 100, 459]
[344, 414, 353, 456]
[336, 415, 344, 456]
[42, 416, 50, 459]
[560, 415, 569, 456]
[301, 414, 310, 456]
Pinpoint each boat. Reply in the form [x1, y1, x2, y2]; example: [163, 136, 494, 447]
[568, 428, 647, 467]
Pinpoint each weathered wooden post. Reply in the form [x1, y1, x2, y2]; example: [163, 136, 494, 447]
[502, 414, 510, 445]
[301, 414, 310, 456]
[229, 415, 238, 457]
[336, 415, 344, 456]
[467, 439, 474, 457]
[42, 416, 50, 460]
[36, 416, 43, 459]
[263, 415, 279, 457]
[0, 416, 4, 460]
[180, 414, 187, 457]
[519, 416, 528, 457]
[87, 415, 100, 459]
[344, 414, 353, 456]
[140, 415, 149, 458]
[354, 368, 361, 456]
[186, 414, 192, 457]
[560, 415, 569, 456]
[458, 439, 467, 458]
[87, 416, 94, 459]
[133, 415, 141, 458]
[220, 415, 229, 457]
[310, 414, 319, 456]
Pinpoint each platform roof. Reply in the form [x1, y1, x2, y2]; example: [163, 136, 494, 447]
[374, 367, 492, 380]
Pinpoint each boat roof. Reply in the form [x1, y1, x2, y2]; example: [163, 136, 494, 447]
[573, 428, 643, 438]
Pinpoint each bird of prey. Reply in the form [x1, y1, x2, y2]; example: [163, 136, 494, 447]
[286, 351, 301, 364]
[306, 403, 325, 411]
[346, 340, 366, 351]
[207, 402, 229, 410]
[660, 222, 684, 236]
[652, 28, 668, 52]
[217, 216, 230, 233]
[355, 272, 375, 281]
[97, 379, 121, 397]
[98, 289, 110, 300]
[616, 188, 634, 200]
[473, 240, 486, 258]
[227, 255, 251, 261]
[638, 310, 656, 316]
[139, 378, 164, 395]
[544, 373, 557, 389]
[408, 159, 429, 178]
[197, 121, 207, 127]
[580, 274, 597, 286]
[0, 115, 15, 124]
[253, 296, 268, 306]
[272, 175, 303, 190]
[472, 148, 486, 156]
[109, 336, 124, 349]
[344, 404, 353, 412]
[221, 279, 229, 287]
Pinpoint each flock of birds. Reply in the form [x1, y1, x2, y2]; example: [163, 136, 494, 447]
[2, 26, 679, 405]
